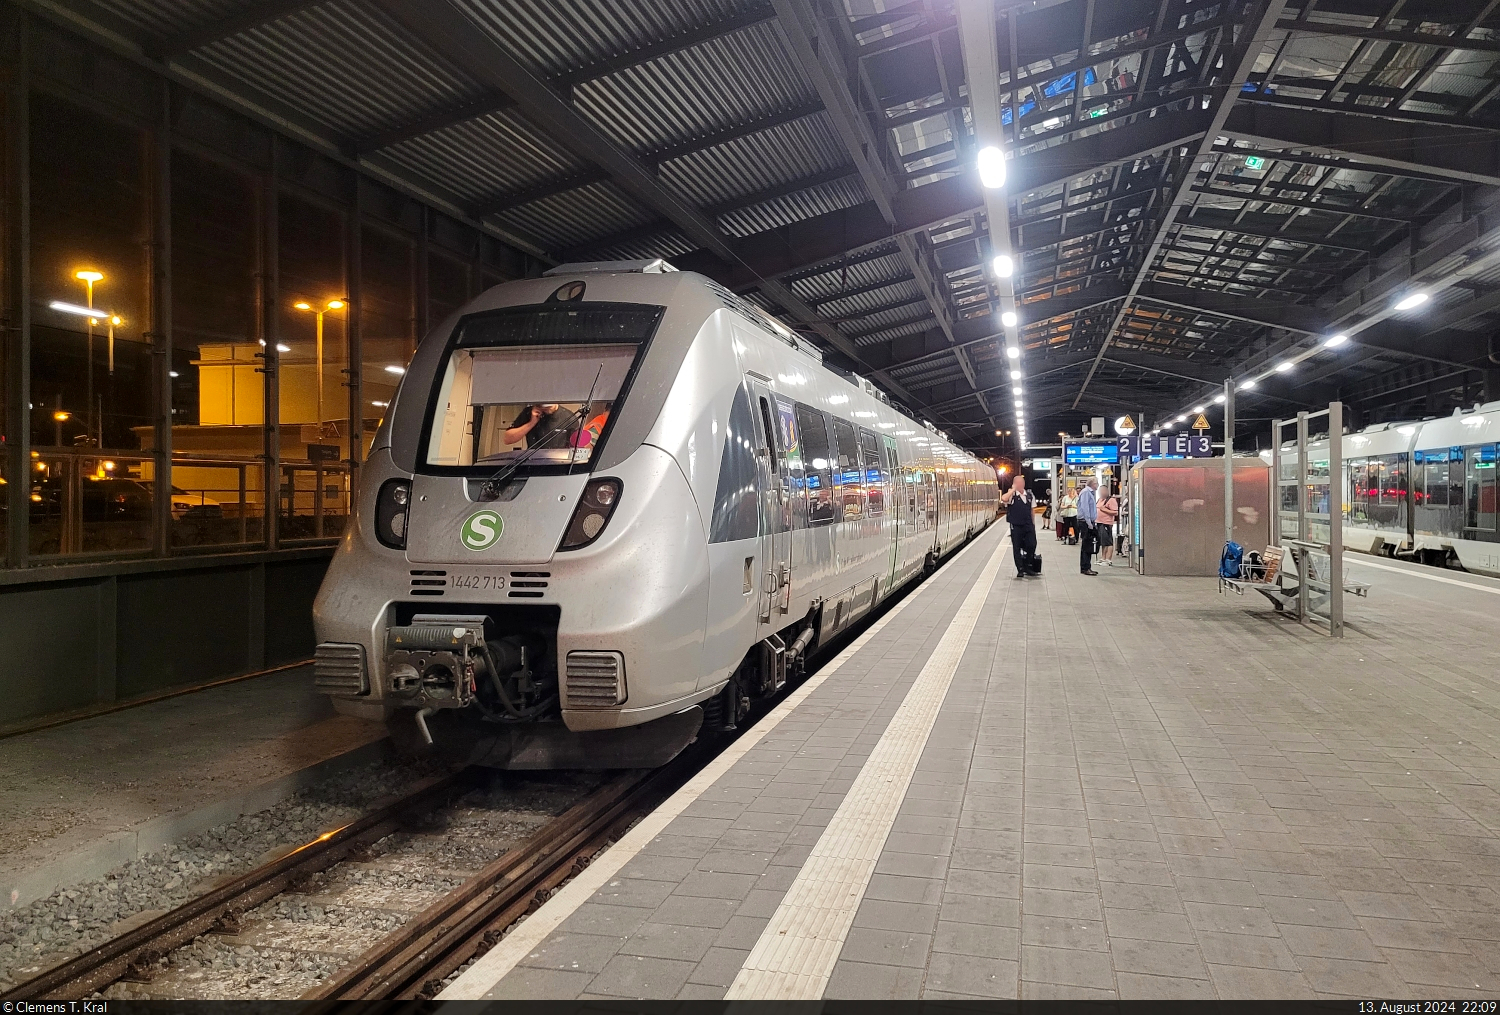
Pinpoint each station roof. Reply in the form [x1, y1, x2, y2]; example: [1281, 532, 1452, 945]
[53, 0, 1500, 452]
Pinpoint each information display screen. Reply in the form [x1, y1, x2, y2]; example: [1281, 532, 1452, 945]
[1065, 443, 1120, 465]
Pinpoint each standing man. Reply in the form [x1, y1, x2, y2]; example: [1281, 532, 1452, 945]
[504, 403, 574, 448]
[1077, 476, 1099, 575]
[1000, 473, 1039, 579]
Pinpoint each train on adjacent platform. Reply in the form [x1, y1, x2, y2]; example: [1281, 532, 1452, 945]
[1293, 402, 1500, 575]
[312, 260, 998, 768]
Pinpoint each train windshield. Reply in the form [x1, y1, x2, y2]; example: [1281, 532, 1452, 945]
[424, 304, 664, 470]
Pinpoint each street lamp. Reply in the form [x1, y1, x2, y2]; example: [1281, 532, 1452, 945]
[75, 270, 104, 445]
[293, 298, 348, 425]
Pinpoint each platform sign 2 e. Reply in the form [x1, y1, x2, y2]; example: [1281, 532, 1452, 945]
[1119, 434, 1212, 459]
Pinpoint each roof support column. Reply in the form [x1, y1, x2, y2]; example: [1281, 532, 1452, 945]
[4, 5, 29, 568]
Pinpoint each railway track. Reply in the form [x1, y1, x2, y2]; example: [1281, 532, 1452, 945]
[1, 749, 696, 1001]
[303, 752, 694, 1001]
[3, 536, 951, 1003]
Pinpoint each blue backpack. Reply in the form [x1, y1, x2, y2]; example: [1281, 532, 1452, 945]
[1218, 540, 1244, 579]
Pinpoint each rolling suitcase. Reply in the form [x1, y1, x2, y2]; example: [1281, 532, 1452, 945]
[1027, 552, 1043, 576]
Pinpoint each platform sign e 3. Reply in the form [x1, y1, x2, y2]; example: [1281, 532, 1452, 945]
[1119, 434, 1212, 459]
[461, 510, 504, 550]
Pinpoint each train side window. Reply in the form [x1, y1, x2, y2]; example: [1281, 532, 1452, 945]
[755, 394, 790, 535]
[794, 403, 835, 525]
[883, 441, 901, 519]
[708, 385, 760, 543]
[859, 429, 885, 517]
[1466, 444, 1497, 532]
[776, 397, 808, 530]
[831, 417, 862, 521]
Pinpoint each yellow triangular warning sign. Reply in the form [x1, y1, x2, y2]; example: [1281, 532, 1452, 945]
[1192, 413, 1211, 430]
[1120, 415, 1135, 431]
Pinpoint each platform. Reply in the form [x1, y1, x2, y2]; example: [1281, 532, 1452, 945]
[0, 666, 387, 910]
[442, 524, 1500, 1001]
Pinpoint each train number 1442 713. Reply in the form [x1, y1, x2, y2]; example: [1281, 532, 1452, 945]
[448, 574, 507, 591]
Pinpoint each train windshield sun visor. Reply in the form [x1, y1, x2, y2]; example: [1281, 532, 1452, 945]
[423, 305, 664, 471]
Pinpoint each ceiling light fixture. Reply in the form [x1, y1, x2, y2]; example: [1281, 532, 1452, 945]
[992, 254, 1013, 277]
[977, 145, 1006, 189]
[1001, 311, 1017, 327]
[1394, 292, 1429, 311]
[1006, 346, 1020, 359]
[1323, 333, 1348, 348]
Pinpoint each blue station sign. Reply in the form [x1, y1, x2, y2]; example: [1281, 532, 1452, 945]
[1064, 442, 1120, 465]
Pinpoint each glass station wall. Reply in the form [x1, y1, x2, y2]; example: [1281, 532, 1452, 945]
[2, 20, 536, 567]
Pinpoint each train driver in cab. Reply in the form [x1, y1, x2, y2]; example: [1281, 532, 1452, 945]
[503, 403, 575, 449]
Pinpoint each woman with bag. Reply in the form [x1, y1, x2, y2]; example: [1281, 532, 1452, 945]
[1096, 485, 1120, 565]
[1057, 488, 1078, 543]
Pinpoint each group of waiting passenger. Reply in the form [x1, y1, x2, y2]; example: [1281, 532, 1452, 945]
[999, 474, 1122, 579]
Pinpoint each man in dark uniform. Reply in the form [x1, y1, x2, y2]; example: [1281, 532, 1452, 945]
[503, 403, 575, 449]
[1000, 473, 1040, 578]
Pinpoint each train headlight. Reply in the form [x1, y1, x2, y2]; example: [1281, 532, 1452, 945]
[559, 478, 623, 551]
[375, 478, 411, 550]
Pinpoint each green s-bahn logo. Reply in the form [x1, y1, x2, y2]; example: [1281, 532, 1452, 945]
[460, 510, 503, 551]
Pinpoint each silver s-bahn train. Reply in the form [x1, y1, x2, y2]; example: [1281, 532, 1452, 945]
[312, 260, 998, 768]
[1291, 400, 1500, 575]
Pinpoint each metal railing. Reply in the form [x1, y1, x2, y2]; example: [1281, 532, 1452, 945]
[279, 462, 350, 543]
[7, 449, 349, 563]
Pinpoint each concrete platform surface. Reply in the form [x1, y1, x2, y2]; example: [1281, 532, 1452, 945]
[440, 525, 1500, 1001]
[0, 666, 386, 909]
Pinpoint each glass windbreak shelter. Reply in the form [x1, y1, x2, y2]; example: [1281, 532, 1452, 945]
[1270, 404, 1347, 637]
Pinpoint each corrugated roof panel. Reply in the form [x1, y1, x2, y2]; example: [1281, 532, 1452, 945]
[90, 0, 244, 38]
[660, 111, 850, 207]
[200, 1, 483, 137]
[383, 109, 589, 203]
[720, 177, 870, 237]
[589, 230, 698, 262]
[890, 358, 965, 386]
[848, 308, 933, 346]
[491, 180, 656, 252]
[790, 251, 908, 301]
[815, 279, 924, 319]
[574, 21, 815, 154]
[452, 0, 746, 79]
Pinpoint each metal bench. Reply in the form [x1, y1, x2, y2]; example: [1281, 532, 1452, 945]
[1221, 542, 1369, 624]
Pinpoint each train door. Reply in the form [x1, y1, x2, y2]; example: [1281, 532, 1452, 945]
[934, 468, 948, 551]
[747, 378, 791, 626]
[883, 436, 901, 589]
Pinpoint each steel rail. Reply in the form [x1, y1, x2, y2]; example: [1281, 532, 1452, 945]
[303, 750, 703, 1001]
[0, 769, 481, 1001]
